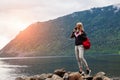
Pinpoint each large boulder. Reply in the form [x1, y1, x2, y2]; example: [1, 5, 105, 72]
[34, 73, 53, 80]
[68, 72, 83, 80]
[93, 72, 110, 80]
[54, 68, 66, 77]
[52, 74, 63, 80]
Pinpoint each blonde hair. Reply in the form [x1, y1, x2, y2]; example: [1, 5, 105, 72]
[76, 22, 84, 31]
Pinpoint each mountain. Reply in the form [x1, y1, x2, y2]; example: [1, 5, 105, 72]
[0, 4, 120, 57]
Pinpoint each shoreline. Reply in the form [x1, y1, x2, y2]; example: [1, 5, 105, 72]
[0, 53, 120, 60]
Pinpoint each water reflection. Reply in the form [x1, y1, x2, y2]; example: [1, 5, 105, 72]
[0, 60, 27, 80]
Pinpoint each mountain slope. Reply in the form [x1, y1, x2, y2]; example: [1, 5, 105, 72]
[0, 4, 120, 57]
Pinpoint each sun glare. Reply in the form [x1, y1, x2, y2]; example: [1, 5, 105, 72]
[9, 18, 29, 31]
[0, 17, 31, 49]
[0, 11, 35, 49]
[14, 21, 28, 30]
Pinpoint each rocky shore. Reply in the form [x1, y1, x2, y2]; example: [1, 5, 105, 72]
[15, 68, 111, 80]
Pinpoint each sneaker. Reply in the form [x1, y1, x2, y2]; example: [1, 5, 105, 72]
[86, 69, 91, 75]
[79, 71, 85, 76]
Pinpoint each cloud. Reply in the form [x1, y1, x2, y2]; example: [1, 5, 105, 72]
[0, 0, 120, 21]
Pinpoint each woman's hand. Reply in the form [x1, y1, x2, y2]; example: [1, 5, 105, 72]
[73, 29, 76, 32]
[73, 27, 77, 32]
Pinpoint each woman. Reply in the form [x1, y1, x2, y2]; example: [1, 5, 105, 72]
[70, 22, 91, 75]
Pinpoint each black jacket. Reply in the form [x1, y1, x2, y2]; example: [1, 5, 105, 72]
[70, 31, 87, 45]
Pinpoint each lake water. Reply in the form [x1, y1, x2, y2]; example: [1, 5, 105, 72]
[0, 54, 120, 80]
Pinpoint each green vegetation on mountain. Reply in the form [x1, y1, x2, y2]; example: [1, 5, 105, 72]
[0, 5, 120, 57]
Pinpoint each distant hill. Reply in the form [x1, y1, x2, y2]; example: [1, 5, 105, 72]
[0, 4, 120, 57]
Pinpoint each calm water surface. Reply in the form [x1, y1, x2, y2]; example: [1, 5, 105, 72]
[0, 54, 120, 80]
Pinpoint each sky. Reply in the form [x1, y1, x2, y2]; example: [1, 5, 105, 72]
[0, 0, 120, 49]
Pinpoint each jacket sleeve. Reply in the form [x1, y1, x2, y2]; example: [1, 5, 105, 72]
[70, 32, 75, 38]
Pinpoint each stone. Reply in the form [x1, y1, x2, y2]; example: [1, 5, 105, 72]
[15, 77, 24, 80]
[54, 68, 66, 77]
[25, 77, 37, 80]
[93, 77, 103, 80]
[24, 75, 44, 80]
[45, 78, 53, 80]
[69, 72, 83, 80]
[38, 73, 51, 80]
[52, 74, 63, 80]
[24, 77, 31, 80]
[34, 73, 53, 79]
[29, 77, 36, 80]
[96, 72, 106, 77]
[93, 72, 110, 80]
[63, 73, 69, 80]
[47, 73, 53, 78]
[103, 76, 111, 80]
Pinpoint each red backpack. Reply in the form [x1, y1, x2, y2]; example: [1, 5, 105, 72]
[82, 37, 91, 49]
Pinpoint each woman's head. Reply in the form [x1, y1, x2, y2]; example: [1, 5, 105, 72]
[76, 22, 84, 31]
